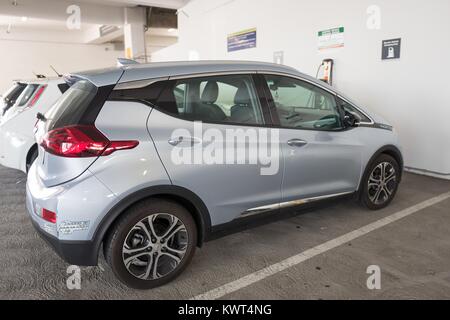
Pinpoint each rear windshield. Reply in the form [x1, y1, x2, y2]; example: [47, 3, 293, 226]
[17, 84, 40, 107]
[3, 83, 26, 103]
[45, 80, 98, 130]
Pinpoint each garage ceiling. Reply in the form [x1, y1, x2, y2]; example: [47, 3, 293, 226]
[77, 0, 190, 9]
[0, 15, 70, 31]
[0, 0, 182, 53]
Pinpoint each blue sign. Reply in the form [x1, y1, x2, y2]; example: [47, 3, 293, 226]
[227, 28, 257, 52]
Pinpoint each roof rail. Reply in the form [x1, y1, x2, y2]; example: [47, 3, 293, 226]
[117, 58, 139, 67]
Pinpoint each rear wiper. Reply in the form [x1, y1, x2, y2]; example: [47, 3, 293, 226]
[37, 112, 47, 122]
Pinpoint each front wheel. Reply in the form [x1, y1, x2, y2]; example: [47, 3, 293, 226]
[104, 199, 197, 289]
[360, 154, 400, 210]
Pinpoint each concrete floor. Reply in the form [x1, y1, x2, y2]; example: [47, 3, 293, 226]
[0, 164, 449, 299]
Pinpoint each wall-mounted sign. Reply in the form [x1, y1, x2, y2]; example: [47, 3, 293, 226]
[382, 38, 401, 60]
[273, 51, 284, 64]
[318, 27, 344, 51]
[227, 28, 257, 52]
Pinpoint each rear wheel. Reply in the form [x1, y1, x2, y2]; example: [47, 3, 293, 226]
[105, 198, 197, 289]
[360, 154, 400, 210]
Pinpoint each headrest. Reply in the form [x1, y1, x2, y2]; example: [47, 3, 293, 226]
[201, 81, 219, 104]
[234, 83, 251, 106]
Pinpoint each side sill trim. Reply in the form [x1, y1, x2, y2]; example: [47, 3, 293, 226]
[240, 191, 355, 218]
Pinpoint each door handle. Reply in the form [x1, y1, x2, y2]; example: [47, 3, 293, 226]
[287, 139, 308, 147]
[168, 136, 201, 147]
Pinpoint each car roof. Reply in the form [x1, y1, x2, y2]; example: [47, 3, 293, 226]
[18, 77, 65, 85]
[69, 60, 381, 122]
[71, 60, 330, 89]
[120, 60, 300, 81]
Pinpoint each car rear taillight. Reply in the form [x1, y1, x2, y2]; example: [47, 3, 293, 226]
[42, 208, 57, 223]
[40, 125, 139, 158]
[28, 85, 47, 108]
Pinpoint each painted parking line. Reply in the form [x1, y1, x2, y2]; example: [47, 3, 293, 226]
[192, 191, 450, 300]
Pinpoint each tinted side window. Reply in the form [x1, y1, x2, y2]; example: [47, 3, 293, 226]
[2, 83, 26, 114]
[17, 84, 39, 107]
[3, 83, 26, 103]
[156, 75, 264, 125]
[173, 83, 187, 113]
[58, 83, 70, 94]
[108, 81, 166, 105]
[265, 75, 342, 130]
[338, 98, 371, 123]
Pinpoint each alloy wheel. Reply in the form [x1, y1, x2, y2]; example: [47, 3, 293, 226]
[122, 213, 188, 280]
[368, 162, 397, 205]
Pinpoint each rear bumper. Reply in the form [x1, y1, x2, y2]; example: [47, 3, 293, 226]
[26, 163, 117, 266]
[30, 218, 98, 266]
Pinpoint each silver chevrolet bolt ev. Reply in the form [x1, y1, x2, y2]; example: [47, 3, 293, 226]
[27, 61, 402, 289]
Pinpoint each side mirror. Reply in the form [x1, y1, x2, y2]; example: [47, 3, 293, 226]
[343, 111, 360, 128]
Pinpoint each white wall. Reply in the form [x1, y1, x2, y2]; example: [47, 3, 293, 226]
[152, 0, 450, 178]
[0, 40, 122, 92]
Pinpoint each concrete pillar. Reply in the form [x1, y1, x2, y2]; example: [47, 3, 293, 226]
[124, 7, 147, 62]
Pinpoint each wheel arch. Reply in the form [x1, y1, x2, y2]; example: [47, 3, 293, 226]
[91, 185, 212, 264]
[25, 143, 38, 172]
[358, 145, 404, 197]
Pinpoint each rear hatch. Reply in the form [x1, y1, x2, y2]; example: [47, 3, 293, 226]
[34, 69, 123, 187]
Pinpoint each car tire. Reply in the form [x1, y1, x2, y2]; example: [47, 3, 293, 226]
[26, 148, 38, 173]
[360, 154, 400, 210]
[104, 198, 197, 289]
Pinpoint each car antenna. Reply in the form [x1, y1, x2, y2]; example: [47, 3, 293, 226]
[50, 65, 63, 77]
